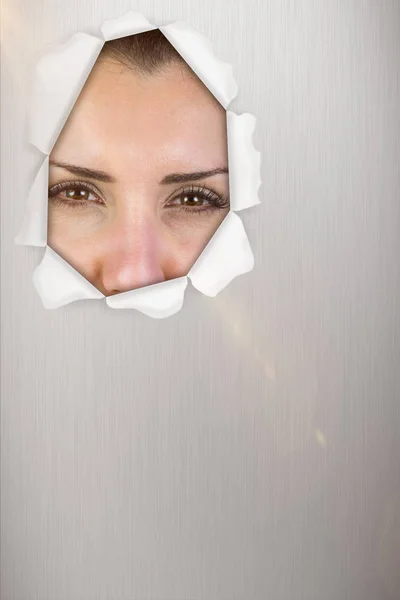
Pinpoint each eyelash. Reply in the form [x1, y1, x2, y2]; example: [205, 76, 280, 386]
[48, 180, 230, 215]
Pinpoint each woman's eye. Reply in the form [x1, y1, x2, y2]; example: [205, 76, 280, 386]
[58, 187, 98, 202]
[48, 182, 104, 206]
[169, 193, 208, 207]
[165, 187, 229, 212]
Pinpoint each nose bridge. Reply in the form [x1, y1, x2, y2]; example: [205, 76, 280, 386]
[98, 196, 166, 295]
[112, 183, 152, 239]
[112, 205, 152, 253]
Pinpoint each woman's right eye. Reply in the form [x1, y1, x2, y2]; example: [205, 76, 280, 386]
[48, 182, 104, 206]
[61, 188, 97, 201]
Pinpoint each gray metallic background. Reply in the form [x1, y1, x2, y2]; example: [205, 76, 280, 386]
[1, 1, 400, 598]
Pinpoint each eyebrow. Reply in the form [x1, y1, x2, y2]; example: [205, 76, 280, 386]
[159, 168, 228, 185]
[49, 161, 228, 185]
[49, 161, 117, 183]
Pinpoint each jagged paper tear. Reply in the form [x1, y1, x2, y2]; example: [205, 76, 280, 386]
[15, 155, 49, 247]
[101, 11, 157, 41]
[227, 112, 262, 211]
[16, 11, 261, 318]
[28, 33, 105, 155]
[106, 277, 188, 319]
[32, 247, 104, 309]
[159, 20, 238, 109]
[188, 211, 254, 297]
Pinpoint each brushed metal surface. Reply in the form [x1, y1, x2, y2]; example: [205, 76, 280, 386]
[1, 1, 400, 598]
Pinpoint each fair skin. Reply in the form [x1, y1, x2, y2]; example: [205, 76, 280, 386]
[47, 57, 230, 296]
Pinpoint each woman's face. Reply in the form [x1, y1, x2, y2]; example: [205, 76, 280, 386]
[48, 57, 230, 295]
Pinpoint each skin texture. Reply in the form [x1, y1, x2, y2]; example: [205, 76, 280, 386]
[47, 56, 230, 296]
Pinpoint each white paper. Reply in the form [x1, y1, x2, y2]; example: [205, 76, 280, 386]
[188, 211, 254, 297]
[101, 11, 157, 41]
[28, 33, 105, 155]
[15, 155, 49, 247]
[33, 247, 104, 309]
[106, 277, 188, 318]
[159, 21, 238, 109]
[18, 12, 260, 317]
[227, 112, 262, 211]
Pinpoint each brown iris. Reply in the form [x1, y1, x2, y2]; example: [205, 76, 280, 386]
[65, 188, 91, 200]
[181, 194, 204, 206]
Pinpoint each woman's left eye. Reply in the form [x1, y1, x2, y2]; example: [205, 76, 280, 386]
[165, 187, 229, 212]
[168, 193, 207, 207]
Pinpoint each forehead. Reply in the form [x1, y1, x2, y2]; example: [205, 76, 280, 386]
[51, 59, 228, 171]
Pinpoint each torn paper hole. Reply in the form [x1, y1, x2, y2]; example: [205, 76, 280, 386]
[16, 12, 261, 318]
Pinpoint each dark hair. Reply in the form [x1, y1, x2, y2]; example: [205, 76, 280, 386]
[98, 29, 188, 76]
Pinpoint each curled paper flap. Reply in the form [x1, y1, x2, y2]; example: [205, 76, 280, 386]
[28, 33, 104, 155]
[33, 247, 104, 309]
[227, 112, 262, 211]
[15, 155, 49, 247]
[106, 277, 188, 319]
[188, 211, 254, 297]
[159, 21, 238, 109]
[101, 11, 157, 41]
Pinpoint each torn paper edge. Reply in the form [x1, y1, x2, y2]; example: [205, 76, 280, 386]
[101, 11, 157, 41]
[106, 277, 188, 319]
[16, 11, 260, 317]
[28, 33, 105, 155]
[32, 247, 104, 309]
[227, 112, 262, 211]
[15, 155, 49, 246]
[159, 20, 238, 109]
[188, 211, 254, 297]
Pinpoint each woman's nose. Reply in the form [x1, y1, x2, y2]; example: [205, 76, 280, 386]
[97, 216, 167, 296]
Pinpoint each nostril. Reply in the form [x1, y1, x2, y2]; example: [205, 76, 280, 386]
[101, 268, 167, 296]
